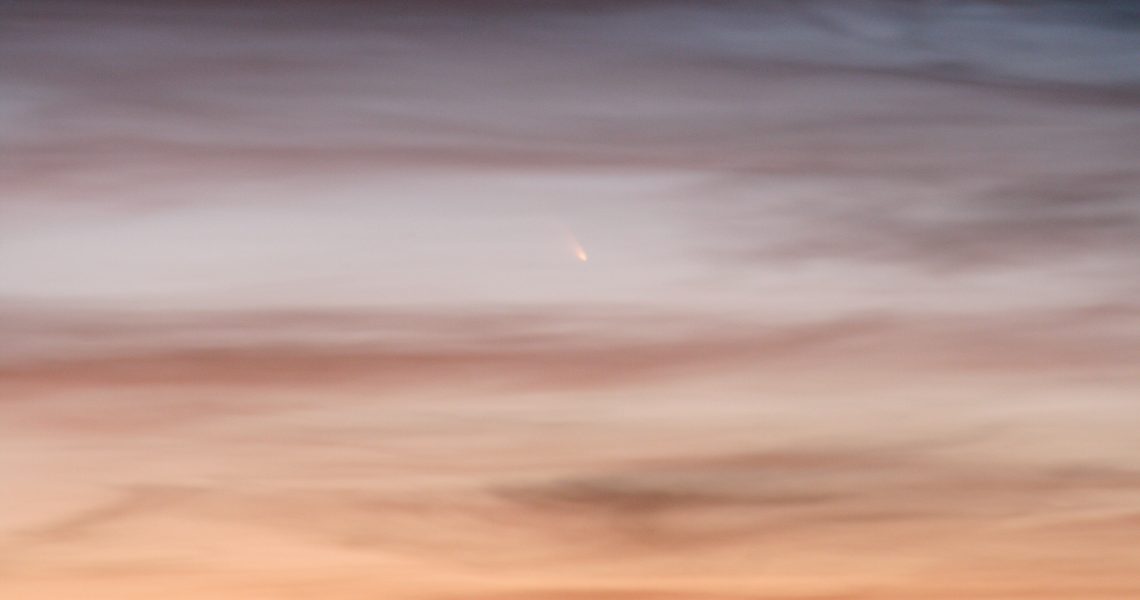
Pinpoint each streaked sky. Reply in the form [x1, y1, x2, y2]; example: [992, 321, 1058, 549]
[1, 1, 1138, 598]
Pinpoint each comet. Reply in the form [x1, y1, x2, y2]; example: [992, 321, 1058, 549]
[567, 231, 589, 262]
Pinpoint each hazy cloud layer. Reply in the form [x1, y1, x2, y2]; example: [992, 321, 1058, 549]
[1, 1, 1138, 598]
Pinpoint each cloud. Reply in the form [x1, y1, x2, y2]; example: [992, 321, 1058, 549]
[13, 442, 1138, 572]
[0, 306, 874, 381]
[2, 0, 1136, 204]
[1, 302, 1135, 437]
[684, 166, 1140, 279]
[8, 485, 201, 547]
[5, 443, 1138, 597]
[0, 306, 884, 436]
[485, 444, 1140, 558]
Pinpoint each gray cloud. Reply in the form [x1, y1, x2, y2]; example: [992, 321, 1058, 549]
[3, 1, 1137, 192]
[489, 445, 1140, 553]
[706, 174, 1140, 274]
[4, 0, 1136, 307]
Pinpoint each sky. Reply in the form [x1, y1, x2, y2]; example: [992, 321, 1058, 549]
[1, 1, 1139, 598]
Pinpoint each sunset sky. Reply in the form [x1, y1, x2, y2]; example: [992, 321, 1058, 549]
[1, 1, 1139, 598]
